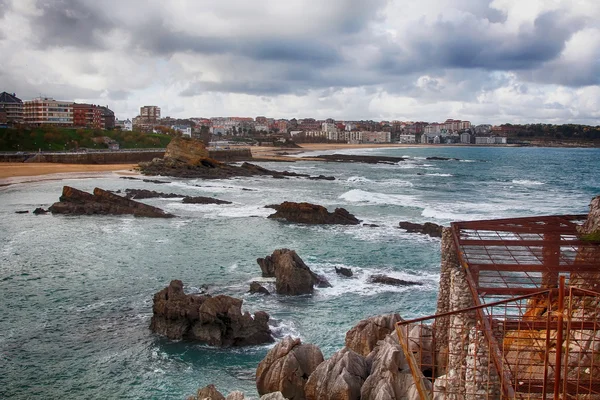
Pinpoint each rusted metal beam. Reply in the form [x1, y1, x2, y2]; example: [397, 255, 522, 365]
[470, 263, 600, 272]
[459, 239, 586, 246]
[478, 287, 552, 296]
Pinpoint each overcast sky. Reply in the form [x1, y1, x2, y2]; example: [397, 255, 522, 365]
[1, 0, 599, 124]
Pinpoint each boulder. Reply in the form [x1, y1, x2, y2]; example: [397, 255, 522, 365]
[226, 392, 245, 400]
[164, 136, 210, 165]
[579, 195, 600, 236]
[257, 249, 331, 295]
[260, 393, 288, 400]
[398, 221, 443, 238]
[368, 274, 422, 287]
[187, 384, 226, 400]
[150, 280, 274, 346]
[48, 186, 174, 218]
[256, 336, 324, 400]
[33, 207, 48, 215]
[304, 347, 369, 400]
[345, 314, 403, 357]
[268, 202, 360, 225]
[335, 266, 353, 277]
[250, 282, 271, 295]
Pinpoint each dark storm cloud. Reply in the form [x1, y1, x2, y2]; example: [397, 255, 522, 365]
[181, 80, 293, 97]
[378, 11, 579, 74]
[0, 0, 9, 18]
[32, 0, 114, 49]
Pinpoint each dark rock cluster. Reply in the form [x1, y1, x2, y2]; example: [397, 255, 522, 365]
[267, 202, 360, 225]
[399, 221, 444, 238]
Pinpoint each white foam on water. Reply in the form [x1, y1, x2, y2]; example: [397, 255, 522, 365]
[339, 189, 417, 206]
[421, 207, 490, 221]
[347, 176, 373, 183]
[166, 202, 273, 219]
[512, 179, 545, 186]
[381, 179, 414, 187]
[425, 173, 453, 177]
[229, 263, 238, 272]
[270, 319, 301, 340]
[460, 159, 476, 163]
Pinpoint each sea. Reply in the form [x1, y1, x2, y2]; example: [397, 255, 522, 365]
[1, 146, 599, 399]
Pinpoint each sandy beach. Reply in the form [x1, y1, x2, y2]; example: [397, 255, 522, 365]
[250, 142, 428, 160]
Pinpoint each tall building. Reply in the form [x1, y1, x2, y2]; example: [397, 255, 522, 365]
[73, 103, 104, 129]
[24, 97, 73, 126]
[140, 106, 160, 121]
[101, 106, 115, 130]
[0, 92, 24, 125]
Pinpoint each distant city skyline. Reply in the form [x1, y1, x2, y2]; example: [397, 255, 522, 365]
[1, 0, 599, 125]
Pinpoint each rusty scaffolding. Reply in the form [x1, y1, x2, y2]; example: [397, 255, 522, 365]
[396, 215, 600, 399]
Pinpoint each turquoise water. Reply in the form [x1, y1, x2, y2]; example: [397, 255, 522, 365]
[1, 146, 598, 399]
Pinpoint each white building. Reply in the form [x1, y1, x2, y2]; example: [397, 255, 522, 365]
[172, 125, 192, 137]
[322, 122, 338, 133]
[398, 134, 416, 144]
[460, 132, 471, 144]
[116, 118, 133, 131]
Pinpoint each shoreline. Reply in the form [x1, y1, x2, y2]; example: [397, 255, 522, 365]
[0, 163, 138, 186]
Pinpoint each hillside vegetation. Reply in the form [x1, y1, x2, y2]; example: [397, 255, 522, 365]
[0, 126, 172, 151]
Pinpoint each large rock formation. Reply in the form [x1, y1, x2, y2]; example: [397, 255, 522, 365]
[368, 274, 422, 287]
[304, 347, 369, 400]
[398, 221, 443, 238]
[257, 249, 331, 295]
[579, 195, 600, 237]
[187, 384, 226, 400]
[256, 336, 324, 400]
[150, 280, 273, 346]
[345, 314, 403, 356]
[48, 186, 174, 218]
[164, 136, 210, 165]
[268, 202, 360, 225]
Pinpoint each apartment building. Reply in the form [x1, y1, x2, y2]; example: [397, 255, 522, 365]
[140, 106, 161, 121]
[24, 97, 73, 126]
[73, 103, 104, 129]
[0, 92, 24, 125]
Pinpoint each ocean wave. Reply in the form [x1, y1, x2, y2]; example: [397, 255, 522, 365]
[512, 179, 545, 186]
[339, 189, 417, 206]
[425, 173, 453, 177]
[347, 176, 373, 183]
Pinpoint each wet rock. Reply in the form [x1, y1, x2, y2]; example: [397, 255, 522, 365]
[368, 274, 422, 287]
[345, 314, 403, 357]
[268, 202, 360, 225]
[249, 282, 271, 295]
[308, 175, 335, 181]
[150, 280, 274, 346]
[315, 154, 407, 165]
[33, 207, 48, 215]
[362, 223, 380, 228]
[226, 391, 245, 400]
[335, 266, 353, 277]
[182, 196, 232, 205]
[48, 186, 174, 218]
[257, 249, 331, 295]
[256, 336, 324, 400]
[304, 347, 369, 400]
[15, 210, 29, 214]
[260, 393, 288, 400]
[124, 189, 181, 199]
[187, 384, 226, 400]
[425, 156, 460, 161]
[143, 179, 169, 184]
[398, 221, 443, 238]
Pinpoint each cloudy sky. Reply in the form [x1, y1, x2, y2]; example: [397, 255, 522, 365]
[1, 0, 599, 124]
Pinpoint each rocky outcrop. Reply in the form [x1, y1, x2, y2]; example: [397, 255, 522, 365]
[48, 186, 174, 218]
[182, 196, 232, 205]
[368, 274, 422, 287]
[398, 221, 443, 238]
[150, 280, 273, 346]
[256, 336, 324, 400]
[164, 136, 210, 165]
[315, 154, 407, 165]
[426, 156, 460, 161]
[335, 266, 353, 277]
[260, 393, 288, 400]
[268, 202, 360, 225]
[579, 195, 600, 236]
[33, 207, 48, 215]
[123, 188, 232, 204]
[257, 249, 331, 295]
[187, 384, 226, 400]
[249, 282, 271, 295]
[304, 347, 369, 400]
[345, 314, 403, 357]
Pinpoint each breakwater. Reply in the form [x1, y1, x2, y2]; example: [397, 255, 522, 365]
[0, 148, 252, 164]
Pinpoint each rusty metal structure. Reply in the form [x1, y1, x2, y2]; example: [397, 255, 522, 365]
[396, 214, 600, 399]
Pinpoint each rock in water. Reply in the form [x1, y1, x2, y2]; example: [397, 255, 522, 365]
[257, 249, 331, 295]
[249, 282, 271, 295]
[150, 280, 274, 346]
[335, 266, 353, 277]
[368, 274, 422, 287]
[164, 136, 210, 165]
[398, 221, 443, 238]
[345, 314, 403, 356]
[304, 347, 369, 400]
[33, 207, 48, 215]
[268, 202, 360, 225]
[187, 384, 226, 400]
[48, 186, 174, 218]
[260, 393, 287, 400]
[256, 336, 324, 400]
[182, 196, 232, 205]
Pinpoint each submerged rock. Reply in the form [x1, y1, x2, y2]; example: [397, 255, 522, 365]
[124, 188, 181, 199]
[335, 266, 353, 277]
[33, 207, 48, 215]
[15, 210, 29, 214]
[150, 280, 274, 346]
[257, 249, 331, 295]
[304, 347, 369, 400]
[398, 221, 443, 238]
[268, 202, 360, 225]
[368, 274, 423, 287]
[182, 196, 232, 205]
[345, 314, 403, 357]
[48, 186, 174, 218]
[249, 282, 271, 295]
[256, 336, 324, 400]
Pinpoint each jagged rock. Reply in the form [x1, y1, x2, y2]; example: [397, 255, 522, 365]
[164, 136, 210, 165]
[308, 175, 335, 181]
[345, 314, 403, 356]
[257, 249, 331, 295]
[426, 156, 459, 161]
[48, 186, 174, 218]
[124, 189, 181, 199]
[335, 266, 353, 277]
[256, 336, 324, 400]
[250, 282, 271, 295]
[33, 207, 48, 215]
[368, 274, 422, 287]
[150, 280, 273, 346]
[579, 195, 600, 235]
[260, 393, 288, 400]
[268, 202, 360, 225]
[304, 347, 369, 400]
[187, 384, 226, 400]
[398, 221, 443, 238]
[182, 196, 232, 205]
[226, 391, 245, 400]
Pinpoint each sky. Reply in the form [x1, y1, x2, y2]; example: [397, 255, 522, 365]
[0, 0, 599, 125]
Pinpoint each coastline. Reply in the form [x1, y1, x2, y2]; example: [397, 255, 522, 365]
[0, 163, 138, 186]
